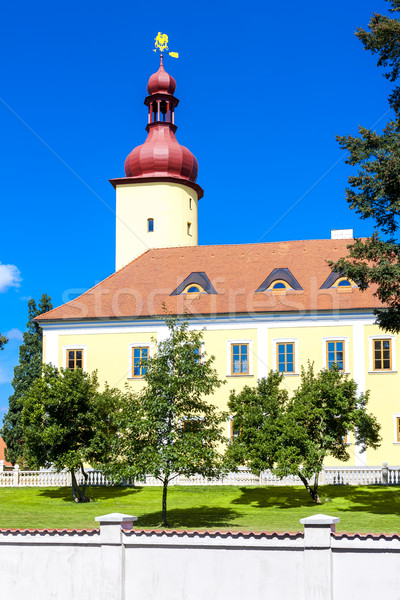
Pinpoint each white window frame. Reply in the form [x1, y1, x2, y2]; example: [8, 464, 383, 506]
[272, 338, 299, 375]
[322, 337, 349, 373]
[63, 345, 87, 372]
[393, 413, 400, 444]
[368, 335, 396, 373]
[226, 340, 254, 377]
[128, 342, 154, 379]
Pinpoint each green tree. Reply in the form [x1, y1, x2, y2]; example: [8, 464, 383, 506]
[100, 317, 225, 526]
[1, 295, 52, 464]
[331, 1, 400, 333]
[227, 365, 381, 503]
[20, 365, 121, 502]
[0, 334, 8, 350]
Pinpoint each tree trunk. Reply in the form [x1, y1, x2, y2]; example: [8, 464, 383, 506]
[161, 478, 169, 527]
[298, 471, 322, 504]
[70, 467, 90, 503]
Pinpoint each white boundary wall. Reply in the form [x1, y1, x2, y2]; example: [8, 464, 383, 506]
[1, 513, 400, 600]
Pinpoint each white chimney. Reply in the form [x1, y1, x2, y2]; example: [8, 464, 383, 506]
[331, 229, 353, 240]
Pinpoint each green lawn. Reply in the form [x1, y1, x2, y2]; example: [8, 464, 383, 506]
[0, 485, 399, 533]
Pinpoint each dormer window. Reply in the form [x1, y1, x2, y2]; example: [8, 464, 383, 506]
[320, 272, 357, 291]
[170, 272, 217, 296]
[183, 284, 205, 297]
[255, 269, 303, 293]
[268, 280, 291, 294]
[334, 277, 356, 293]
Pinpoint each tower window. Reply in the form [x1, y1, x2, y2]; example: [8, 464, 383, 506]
[187, 222, 192, 236]
[189, 198, 192, 210]
[148, 218, 154, 232]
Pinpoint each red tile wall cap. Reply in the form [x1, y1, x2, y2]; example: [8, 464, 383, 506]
[147, 54, 176, 95]
[123, 528, 303, 540]
[333, 531, 400, 541]
[0, 527, 99, 536]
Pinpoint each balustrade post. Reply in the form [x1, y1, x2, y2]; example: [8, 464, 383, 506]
[13, 464, 20, 487]
[382, 462, 389, 485]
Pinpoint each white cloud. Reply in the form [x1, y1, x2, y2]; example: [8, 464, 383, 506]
[0, 263, 22, 292]
[5, 328, 23, 341]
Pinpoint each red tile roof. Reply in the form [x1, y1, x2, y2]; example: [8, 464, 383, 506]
[0, 438, 11, 467]
[35, 239, 382, 322]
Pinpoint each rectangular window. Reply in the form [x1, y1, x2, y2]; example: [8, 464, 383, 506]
[277, 343, 294, 373]
[231, 344, 249, 375]
[342, 430, 349, 444]
[326, 340, 345, 371]
[182, 420, 202, 434]
[147, 218, 154, 232]
[67, 349, 83, 371]
[194, 346, 201, 364]
[230, 419, 241, 442]
[373, 339, 392, 371]
[132, 346, 149, 377]
[187, 222, 192, 236]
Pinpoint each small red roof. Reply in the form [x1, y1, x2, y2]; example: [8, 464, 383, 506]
[0, 437, 11, 467]
[35, 239, 382, 323]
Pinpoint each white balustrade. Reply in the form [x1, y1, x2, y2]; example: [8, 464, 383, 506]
[1, 462, 400, 488]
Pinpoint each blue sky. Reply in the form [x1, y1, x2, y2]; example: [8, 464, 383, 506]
[0, 0, 393, 420]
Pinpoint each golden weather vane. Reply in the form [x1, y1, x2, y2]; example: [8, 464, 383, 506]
[153, 32, 179, 58]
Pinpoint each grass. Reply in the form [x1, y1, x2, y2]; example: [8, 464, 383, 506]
[0, 485, 400, 533]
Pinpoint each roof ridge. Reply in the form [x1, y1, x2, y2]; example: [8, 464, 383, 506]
[143, 238, 353, 252]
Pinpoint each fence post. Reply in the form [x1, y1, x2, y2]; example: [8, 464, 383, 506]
[300, 514, 340, 600]
[13, 464, 20, 487]
[382, 462, 389, 485]
[95, 512, 137, 600]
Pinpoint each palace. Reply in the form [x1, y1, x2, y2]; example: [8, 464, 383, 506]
[36, 54, 400, 467]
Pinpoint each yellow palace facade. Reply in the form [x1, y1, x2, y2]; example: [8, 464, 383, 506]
[37, 55, 400, 468]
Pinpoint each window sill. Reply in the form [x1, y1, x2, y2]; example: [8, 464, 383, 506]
[279, 373, 299, 377]
[127, 377, 145, 380]
[393, 442, 400, 445]
[368, 371, 398, 375]
[226, 374, 254, 378]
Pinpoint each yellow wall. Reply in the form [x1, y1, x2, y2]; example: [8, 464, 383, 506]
[115, 182, 198, 270]
[364, 325, 400, 465]
[52, 320, 400, 467]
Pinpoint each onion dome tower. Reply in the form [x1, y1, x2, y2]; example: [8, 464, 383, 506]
[111, 53, 203, 271]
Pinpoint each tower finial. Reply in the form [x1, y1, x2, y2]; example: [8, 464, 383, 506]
[153, 32, 179, 59]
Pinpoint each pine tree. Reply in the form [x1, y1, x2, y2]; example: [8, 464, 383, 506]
[331, 1, 400, 333]
[1, 294, 52, 464]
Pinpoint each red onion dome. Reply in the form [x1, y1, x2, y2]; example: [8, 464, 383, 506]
[124, 124, 198, 182]
[147, 55, 176, 95]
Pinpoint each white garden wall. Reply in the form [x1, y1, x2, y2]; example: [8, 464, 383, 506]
[1, 513, 400, 600]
